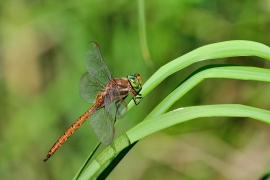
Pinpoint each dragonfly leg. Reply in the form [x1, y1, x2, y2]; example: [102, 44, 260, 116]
[133, 94, 143, 105]
[114, 96, 128, 122]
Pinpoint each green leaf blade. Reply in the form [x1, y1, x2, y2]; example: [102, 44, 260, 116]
[127, 104, 270, 143]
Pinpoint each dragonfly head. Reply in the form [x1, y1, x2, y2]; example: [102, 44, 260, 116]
[127, 74, 142, 93]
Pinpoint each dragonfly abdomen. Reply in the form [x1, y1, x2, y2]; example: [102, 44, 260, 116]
[43, 105, 98, 162]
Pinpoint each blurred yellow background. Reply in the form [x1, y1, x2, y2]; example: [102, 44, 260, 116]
[1, 0, 270, 179]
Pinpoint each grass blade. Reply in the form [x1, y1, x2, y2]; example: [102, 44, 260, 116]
[129, 40, 270, 110]
[127, 104, 270, 143]
[73, 142, 101, 180]
[81, 104, 270, 179]
[147, 65, 270, 118]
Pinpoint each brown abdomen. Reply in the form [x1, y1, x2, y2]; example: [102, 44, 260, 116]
[43, 105, 97, 162]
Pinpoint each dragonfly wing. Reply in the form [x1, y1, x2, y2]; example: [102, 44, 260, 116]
[114, 100, 127, 119]
[104, 88, 128, 120]
[85, 42, 112, 87]
[89, 107, 114, 145]
[79, 72, 103, 104]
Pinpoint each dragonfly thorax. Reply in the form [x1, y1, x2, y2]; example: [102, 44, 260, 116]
[103, 78, 135, 100]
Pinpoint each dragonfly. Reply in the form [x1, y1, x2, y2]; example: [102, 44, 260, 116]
[43, 42, 143, 162]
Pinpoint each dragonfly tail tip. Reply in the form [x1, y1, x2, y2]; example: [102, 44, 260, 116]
[43, 154, 51, 162]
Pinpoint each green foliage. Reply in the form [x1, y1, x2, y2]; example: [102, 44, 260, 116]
[1, 0, 270, 180]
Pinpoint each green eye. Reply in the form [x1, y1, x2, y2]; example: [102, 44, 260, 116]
[127, 74, 142, 92]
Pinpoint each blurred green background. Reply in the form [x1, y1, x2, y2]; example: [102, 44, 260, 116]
[1, 0, 270, 179]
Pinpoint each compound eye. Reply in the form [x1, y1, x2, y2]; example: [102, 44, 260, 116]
[127, 74, 142, 92]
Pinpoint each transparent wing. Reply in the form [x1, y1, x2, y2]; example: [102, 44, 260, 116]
[104, 88, 128, 120]
[85, 42, 112, 87]
[114, 100, 127, 119]
[89, 107, 114, 146]
[80, 72, 103, 104]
